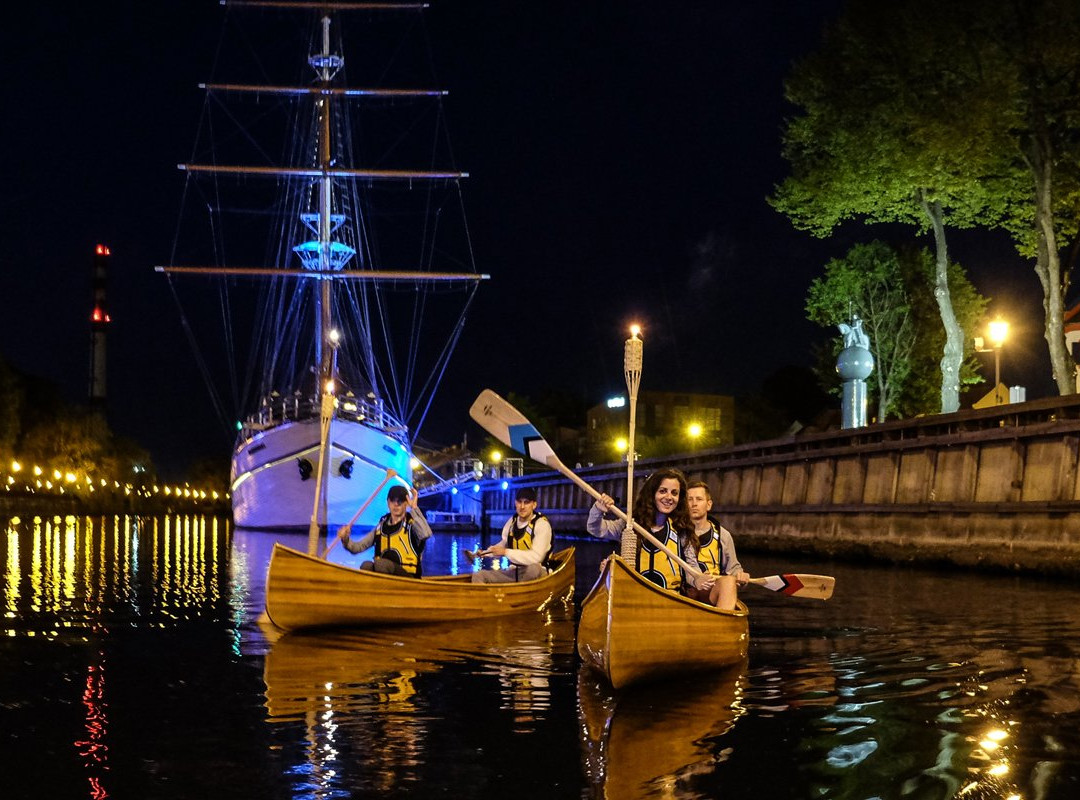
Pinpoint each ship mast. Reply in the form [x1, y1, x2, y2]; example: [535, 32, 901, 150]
[313, 15, 342, 399]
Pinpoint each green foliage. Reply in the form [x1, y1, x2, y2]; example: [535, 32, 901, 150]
[770, 1, 1013, 240]
[774, 0, 1080, 398]
[897, 247, 989, 416]
[806, 242, 915, 420]
[806, 242, 989, 419]
[0, 356, 159, 482]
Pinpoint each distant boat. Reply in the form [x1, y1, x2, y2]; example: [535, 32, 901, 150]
[159, 1, 486, 530]
[263, 544, 575, 631]
[577, 555, 749, 689]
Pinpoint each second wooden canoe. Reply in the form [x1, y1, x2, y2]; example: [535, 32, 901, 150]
[264, 544, 575, 632]
[577, 555, 749, 690]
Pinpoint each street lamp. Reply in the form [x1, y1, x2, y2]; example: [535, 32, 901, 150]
[687, 422, 703, 441]
[988, 318, 1009, 405]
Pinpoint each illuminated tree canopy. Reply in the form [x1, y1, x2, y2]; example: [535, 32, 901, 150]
[772, 0, 1080, 406]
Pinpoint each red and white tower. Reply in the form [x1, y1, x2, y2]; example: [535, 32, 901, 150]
[88, 244, 112, 410]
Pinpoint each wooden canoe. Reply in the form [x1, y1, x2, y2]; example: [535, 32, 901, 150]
[264, 544, 575, 631]
[576, 555, 749, 689]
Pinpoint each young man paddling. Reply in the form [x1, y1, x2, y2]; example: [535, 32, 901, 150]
[338, 484, 432, 577]
[685, 481, 749, 606]
[471, 487, 553, 583]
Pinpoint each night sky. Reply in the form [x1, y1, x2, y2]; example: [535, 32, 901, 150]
[0, 1, 1057, 477]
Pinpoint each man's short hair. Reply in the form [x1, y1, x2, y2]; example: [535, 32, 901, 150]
[687, 481, 711, 499]
[515, 487, 537, 502]
[387, 485, 408, 503]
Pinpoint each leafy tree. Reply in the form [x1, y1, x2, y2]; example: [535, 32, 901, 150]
[806, 242, 989, 420]
[898, 247, 990, 416]
[771, 0, 1015, 413]
[806, 242, 915, 421]
[19, 411, 112, 476]
[980, 0, 1080, 394]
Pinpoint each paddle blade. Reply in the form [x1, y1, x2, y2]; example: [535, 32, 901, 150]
[749, 573, 835, 600]
[469, 389, 557, 464]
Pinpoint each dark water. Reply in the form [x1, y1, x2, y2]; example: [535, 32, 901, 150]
[3, 512, 1080, 799]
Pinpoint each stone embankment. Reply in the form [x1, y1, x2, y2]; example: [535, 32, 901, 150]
[466, 396, 1080, 576]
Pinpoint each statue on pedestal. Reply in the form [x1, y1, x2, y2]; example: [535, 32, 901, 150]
[836, 315, 873, 429]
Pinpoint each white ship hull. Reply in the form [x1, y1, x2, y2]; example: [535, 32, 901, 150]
[231, 416, 411, 530]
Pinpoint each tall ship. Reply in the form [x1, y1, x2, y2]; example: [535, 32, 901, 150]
[160, 1, 486, 530]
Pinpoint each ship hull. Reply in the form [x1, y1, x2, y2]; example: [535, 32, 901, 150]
[231, 416, 410, 530]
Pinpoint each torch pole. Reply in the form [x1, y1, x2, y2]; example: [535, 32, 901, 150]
[621, 328, 643, 561]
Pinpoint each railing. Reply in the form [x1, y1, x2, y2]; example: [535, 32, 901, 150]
[240, 391, 408, 442]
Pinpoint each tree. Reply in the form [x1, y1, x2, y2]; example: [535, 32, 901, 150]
[806, 242, 989, 420]
[806, 242, 915, 421]
[898, 247, 990, 416]
[771, 0, 1015, 413]
[982, 0, 1080, 394]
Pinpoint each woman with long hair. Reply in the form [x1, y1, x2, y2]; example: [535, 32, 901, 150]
[586, 467, 709, 594]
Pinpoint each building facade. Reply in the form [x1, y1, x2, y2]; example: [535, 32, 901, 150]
[584, 390, 734, 464]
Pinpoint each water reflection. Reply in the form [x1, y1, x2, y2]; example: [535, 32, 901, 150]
[741, 558, 1079, 800]
[4, 512, 1080, 798]
[578, 661, 746, 799]
[262, 608, 576, 797]
[1, 513, 231, 633]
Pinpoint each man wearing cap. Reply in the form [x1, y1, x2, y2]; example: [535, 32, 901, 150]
[471, 487, 553, 583]
[338, 484, 432, 577]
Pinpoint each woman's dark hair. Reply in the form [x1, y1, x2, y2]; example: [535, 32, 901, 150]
[631, 468, 693, 551]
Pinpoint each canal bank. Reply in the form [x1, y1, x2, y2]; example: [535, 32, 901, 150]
[437, 395, 1080, 576]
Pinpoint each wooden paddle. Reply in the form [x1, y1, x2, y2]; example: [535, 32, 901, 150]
[470, 389, 708, 579]
[470, 389, 837, 601]
[748, 573, 835, 600]
[320, 468, 397, 558]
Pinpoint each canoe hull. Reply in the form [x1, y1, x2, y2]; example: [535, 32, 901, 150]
[577, 555, 749, 689]
[265, 544, 575, 631]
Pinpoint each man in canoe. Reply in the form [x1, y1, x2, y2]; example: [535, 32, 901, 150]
[337, 484, 432, 577]
[684, 481, 750, 606]
[586, 468, 711, 594]
[470, 487, 553, 583]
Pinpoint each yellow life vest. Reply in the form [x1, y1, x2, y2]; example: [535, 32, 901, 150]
[636, 519, 683, 590]
[695, 521, 723, 576]
[507, 512, 552, 566]
[375, 513, 424, 577]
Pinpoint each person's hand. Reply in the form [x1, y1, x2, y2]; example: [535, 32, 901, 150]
[338, 525, 352, 542]
[407, 488, 419, 510]
[595, 493, 614, 512]
[735, 570, 750, 586]
[696, 575, 716, 591]
[485, 543, 507, 557]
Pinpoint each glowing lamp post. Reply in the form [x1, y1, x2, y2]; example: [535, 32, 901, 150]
[988, 318, 1009, 405]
